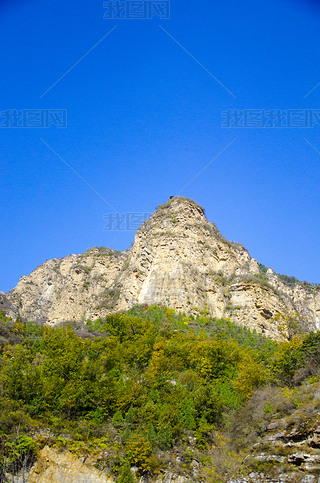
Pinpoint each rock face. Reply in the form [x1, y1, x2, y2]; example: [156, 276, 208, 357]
[5, 197, 320, 339]
[7, 248, 129, 325]
[15, 445, 191, 483]
[234, 382, 320, 483]
[28, 446, 112, 483]
[0, 291, 19, 320]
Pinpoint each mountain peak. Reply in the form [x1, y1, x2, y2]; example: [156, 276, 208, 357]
[152, 196, 206, 223]
[156, 196, 205, 215]
[136, 197, 211, 238]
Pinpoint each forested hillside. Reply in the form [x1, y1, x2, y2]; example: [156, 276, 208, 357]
[1, 306, 320, 482]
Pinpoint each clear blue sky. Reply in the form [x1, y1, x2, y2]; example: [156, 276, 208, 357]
[1, 0, 320, 293]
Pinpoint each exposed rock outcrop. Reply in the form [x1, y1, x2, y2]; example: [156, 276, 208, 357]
[0, 290, 18, 320]
[12, 446, 193, 483]
[28, 445, 112, 483]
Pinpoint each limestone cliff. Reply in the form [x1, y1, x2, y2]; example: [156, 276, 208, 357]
[5, 197, 320, 340]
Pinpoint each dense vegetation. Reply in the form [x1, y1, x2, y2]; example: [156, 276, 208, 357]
[1, 306, 320, 481]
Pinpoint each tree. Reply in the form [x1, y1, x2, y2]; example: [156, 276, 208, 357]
[273, 311, 307, 341]
[117, 461, 135, 483]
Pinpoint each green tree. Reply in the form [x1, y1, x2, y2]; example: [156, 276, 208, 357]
[117, 461, 135, 483]
[112, 410, 124, 428]
[180, 398, 196, 430]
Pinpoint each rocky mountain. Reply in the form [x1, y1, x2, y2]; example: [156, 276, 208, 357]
[5, 197, 320, 340]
